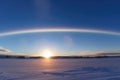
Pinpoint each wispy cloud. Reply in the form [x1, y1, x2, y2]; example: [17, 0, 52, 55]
[78, 51, 105, 56]
[78, 50, 120, 56]
[0, 47, 11, 53]
[34, 0, 51, 20]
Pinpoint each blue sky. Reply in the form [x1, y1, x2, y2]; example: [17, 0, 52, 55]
[0, 0, 120, 32]
[0, 0, 120, 56]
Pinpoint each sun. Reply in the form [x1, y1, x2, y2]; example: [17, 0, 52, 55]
[43, 50, 53, 58]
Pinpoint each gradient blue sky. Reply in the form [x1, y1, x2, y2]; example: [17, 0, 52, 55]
[0, 0, 120, 56]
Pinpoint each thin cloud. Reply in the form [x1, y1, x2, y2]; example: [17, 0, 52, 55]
[0, 47, 11, 53]
[78, 51, 105, 56]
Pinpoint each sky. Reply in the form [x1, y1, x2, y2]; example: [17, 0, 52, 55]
[0, 0, 120, 56]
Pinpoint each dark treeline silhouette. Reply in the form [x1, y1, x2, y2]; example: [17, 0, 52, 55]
[0, 53, 120, 59]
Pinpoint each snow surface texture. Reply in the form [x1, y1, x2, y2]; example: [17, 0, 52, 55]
[0, 58, 120, 80]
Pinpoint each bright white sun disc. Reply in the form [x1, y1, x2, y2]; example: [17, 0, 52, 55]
[43, 50, 52, 58]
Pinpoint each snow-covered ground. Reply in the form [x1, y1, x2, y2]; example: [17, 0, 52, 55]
[0, 58, 120, 80]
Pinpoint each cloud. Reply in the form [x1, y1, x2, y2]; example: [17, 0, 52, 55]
[34, 0, 51, 19]
[78, 50, 120, 56]
[0, 47, 11, 53]
[78, 51, 105, 56]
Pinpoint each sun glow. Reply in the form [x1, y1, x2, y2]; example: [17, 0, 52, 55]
[43, 50, 53, 58]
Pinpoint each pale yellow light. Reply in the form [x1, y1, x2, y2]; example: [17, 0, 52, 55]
[43, 50, 52, 58]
